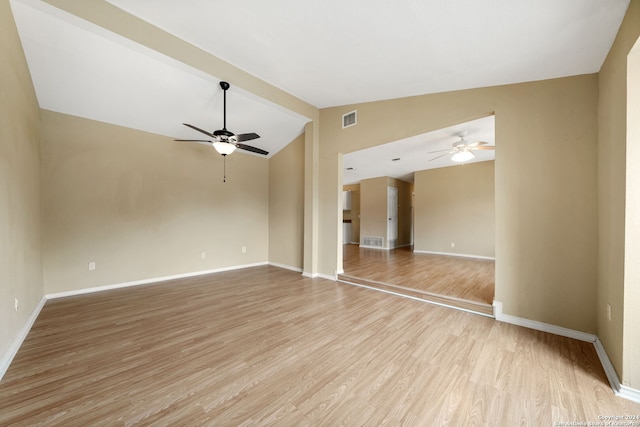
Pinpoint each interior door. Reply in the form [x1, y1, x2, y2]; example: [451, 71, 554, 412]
[387, 186, 398, 248]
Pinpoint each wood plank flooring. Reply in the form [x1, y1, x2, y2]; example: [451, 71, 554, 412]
[1, 266, 638, 425]
[340, 244, 495, 315]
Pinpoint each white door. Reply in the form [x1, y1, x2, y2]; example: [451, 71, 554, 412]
[387, 186, 398, 248]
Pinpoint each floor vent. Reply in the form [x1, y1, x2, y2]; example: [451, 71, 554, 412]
[342, 110, 357, 128]
[362, 236, 383, 247]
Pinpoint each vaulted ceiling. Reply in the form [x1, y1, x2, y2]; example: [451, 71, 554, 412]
[10, 0, 629, 162]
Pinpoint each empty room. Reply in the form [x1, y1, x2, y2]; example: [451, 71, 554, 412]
[2, 0, 640, 425]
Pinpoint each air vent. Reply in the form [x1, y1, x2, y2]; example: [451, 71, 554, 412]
[362, 236, 383, 248]
[342, 110, 357, 129]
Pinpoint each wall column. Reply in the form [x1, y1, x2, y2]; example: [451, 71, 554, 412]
[303, 121, 320, 277]
[623, 36, 640, 391]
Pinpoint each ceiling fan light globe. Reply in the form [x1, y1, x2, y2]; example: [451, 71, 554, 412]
[212, 141, 237, 155]
[451, 150, 475, 162]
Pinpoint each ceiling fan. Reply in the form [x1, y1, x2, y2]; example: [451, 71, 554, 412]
[429, 136, 494, 163]
[176, 81, 268, 157]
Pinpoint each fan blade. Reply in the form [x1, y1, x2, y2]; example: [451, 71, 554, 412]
[183, 123, 215, 138]
[428, 148, 454, 154]
[468, 141, 489, 147]
[470, 146, 495, 150]
[175, 139, 213, 147]
[237, 143, 268, 155]
[235, 132, 260, 142]
[175, 139, 212, 142]
[429, 152, 452, 161]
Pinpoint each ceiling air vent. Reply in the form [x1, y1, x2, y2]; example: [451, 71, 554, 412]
[342, 110, 357, 129]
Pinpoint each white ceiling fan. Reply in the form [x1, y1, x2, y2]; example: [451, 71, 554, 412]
[429, 135, 495, 163]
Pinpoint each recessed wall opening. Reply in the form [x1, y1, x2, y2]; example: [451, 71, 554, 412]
[339, 115, 496, 316]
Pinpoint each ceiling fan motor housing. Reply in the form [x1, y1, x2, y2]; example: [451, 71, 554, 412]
[213, 129, 234, 139]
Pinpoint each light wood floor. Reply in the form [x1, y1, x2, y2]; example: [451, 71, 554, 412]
[1, 266, 638, 425]
[340, 244, 495, 315]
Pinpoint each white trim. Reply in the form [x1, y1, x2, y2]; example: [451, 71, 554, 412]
[359, 245, 387, 250]
[619, 385, 640, 403]
[0, 296, 47, 381]
[301, 271, 336, 281]
[493, 301, 640, 404]
[46, 262, 268, 299]
[593, 339, 640, 403]
[342, 279, 494, 318]
[492, 301, 596, 342]
[413, 250, 495, 260]
[317, 273, 337, 281]
[594, 337, 622, 393]
[268, 262, 303, 273]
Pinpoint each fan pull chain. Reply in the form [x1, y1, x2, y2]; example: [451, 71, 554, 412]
[223, 154, 227, 182]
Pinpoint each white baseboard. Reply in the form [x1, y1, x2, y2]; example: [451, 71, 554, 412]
[413, 250, 495, 260]
[46, 262, 269, 300]
[0, 296, 47, 381]
[317, 273, 337, 281]
[358, 245, 387, 250]
[593, 337, 622, 394]
[268, 262, 303, 273]
[492, 301, 596, 342]
[4, 263, 269, 380]
[619, 385, 640, 403]
[493, 301, 640, 404]
[302, 272, 335, 281]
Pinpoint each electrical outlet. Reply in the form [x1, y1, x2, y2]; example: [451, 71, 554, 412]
[88, 261, 96, 271]
[607, 303, 612, 322]
[200, 252, 206, 259]
[14, 298, 19, 312]
[242, 247, 247, 253]
[450, 242, 455, 248]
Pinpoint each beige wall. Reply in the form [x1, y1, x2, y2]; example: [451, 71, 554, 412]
[269, 134, 304, 270]
[41, 111, 269, 294]
[358, 177, 412, 248]
[321, 75, 599, 333]
[0, 0, 43, 365]
[598, 0, 640, 388]
[359, 177, 388, 246]
[414, 161, 495, 258]
[342, 184, 360, 243]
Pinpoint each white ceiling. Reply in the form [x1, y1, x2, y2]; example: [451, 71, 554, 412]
[10, 0, 629, 161]
[343, 116, 495, 185]
[105, 0, 628, 108]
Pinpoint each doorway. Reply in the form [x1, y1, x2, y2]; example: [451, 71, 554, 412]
[387, 186, 398, 249]
[340, 116, 496, 316]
